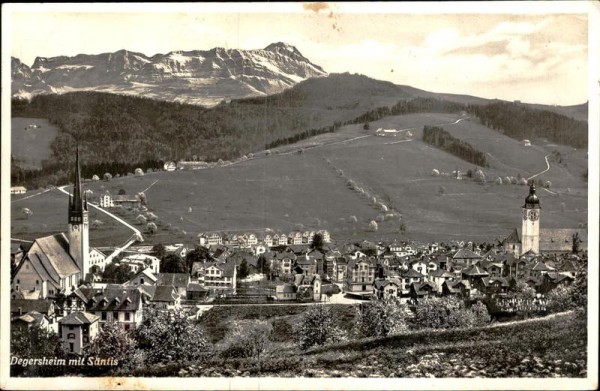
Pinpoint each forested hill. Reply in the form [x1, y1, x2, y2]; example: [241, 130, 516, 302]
[11, 73, 587, 178]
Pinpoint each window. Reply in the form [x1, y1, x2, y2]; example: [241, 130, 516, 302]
[113, 312, 119, 321]
[125, 312, 130, 321]
[83, 336, 89, 343]
[140, 278, 145, 285]
[101, 312, 107, 321]
[69, 343, 74, 352]
[124, 324, 130, 331]
[67, 333, 76, 339]
[16, 279, 20, 284]
[68, 325, 74, 330]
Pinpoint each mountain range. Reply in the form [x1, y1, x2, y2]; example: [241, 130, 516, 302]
[11, 42, 327, 106]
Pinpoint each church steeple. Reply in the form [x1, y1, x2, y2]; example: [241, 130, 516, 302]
[68, 146, 87, 223]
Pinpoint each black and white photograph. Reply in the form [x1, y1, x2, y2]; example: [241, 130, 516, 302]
[1, 2, 598, 390]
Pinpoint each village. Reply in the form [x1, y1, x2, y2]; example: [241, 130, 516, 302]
[8, 149, 588, 361]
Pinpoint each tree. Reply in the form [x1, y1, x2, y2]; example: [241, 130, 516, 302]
[363, 122, 370, 130]
[137, 192, 147, 206]
[87, 321, 136, 366]
[118, 188, 126, 195]
[354, 298, 409, 338]
[546, 285, 574, 313]
[311, 233, 324, 250]
[220, 320, 273, 361]
[161, 253, 187, 273]
[572, 232, 582, 253]
[134, 168, 144, 176]
[102, 263, 134, 283]
[185, 246, 213, 272]
[368, 220, 378, 232]
[135, 215, 147, 225]
[92, 174, 100, 181]
[11, 325, 65, 376]
[103, 173, 112, 181]
[412, 296, 489, 329]
[146, 222, 158, 234]
[152, 243, 167, 260]
[17, 207, 33, 221]
[438, 186, 446, 194]
[256, 254, 271, 276]
[135, 308, 211, 364]
[293, 306, 347, 350]
[238, 259, 250, 279]
[91, 219, 104, 229]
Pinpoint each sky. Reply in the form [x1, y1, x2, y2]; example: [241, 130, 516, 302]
[5, 2, 592, 105]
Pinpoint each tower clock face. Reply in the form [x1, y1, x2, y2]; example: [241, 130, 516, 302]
[529, 210, 539, 221]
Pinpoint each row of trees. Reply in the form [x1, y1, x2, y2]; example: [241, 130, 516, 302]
[264, 122, 341, 150]
[423, 125, 489, 167]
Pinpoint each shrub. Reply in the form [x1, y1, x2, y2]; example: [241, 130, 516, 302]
[412, 296, 490, 329]
[136, 215, 147, 225]
[135, 168, 144, 176]
[103, 173, 112, 181]
[146, 222, 158, 234]
[431, 169, 440, 176]
[91, 174, 100, 181]
[368, 220, 378, 232]
[220, 320, 273, 360]
[495, 177, 503, 185]
[293, 306, 347, 349]
[544, 180, 552, 189]
[376, 214, 385, 223]
[348, 216, 358, 224]
[546, 285, 574, 313]
[354, 298, 410, 338]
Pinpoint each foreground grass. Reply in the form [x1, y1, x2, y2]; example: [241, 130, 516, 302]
[120, 311, 586, 378]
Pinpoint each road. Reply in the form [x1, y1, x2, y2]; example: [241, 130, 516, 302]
[11, 188, 52, 203]
[57, 185, 142, 262]
[527, 154, 551, 181]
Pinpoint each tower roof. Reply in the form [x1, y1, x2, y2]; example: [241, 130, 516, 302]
[69, 146, 87, 222]
[523, 183, 540, 209]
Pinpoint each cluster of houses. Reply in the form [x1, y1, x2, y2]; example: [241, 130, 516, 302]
[198, 230, 330, 251]
[99, 191, 142, 209]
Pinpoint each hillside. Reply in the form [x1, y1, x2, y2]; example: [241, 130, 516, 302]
[11, 111, 588, 246]
[11, 73, 587, 191]
[11, 43, 327, 106]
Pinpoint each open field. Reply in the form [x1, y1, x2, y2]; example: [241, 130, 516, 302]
[10, 188, 132, 247]
[10, 112, 588, 246]
[11, 117, 59, 170]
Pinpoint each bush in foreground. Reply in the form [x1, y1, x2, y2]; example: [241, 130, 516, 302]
[293, 306, 347, 350]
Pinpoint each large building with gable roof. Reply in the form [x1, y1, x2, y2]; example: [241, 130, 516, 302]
[11, 148, 91, 299]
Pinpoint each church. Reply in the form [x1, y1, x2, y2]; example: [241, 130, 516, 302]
[11, 148, 91, 300]
[502, 184, 587, 257]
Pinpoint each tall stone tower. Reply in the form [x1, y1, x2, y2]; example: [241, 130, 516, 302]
[521, 183, 541, 255]
[67, 147, 89, 282]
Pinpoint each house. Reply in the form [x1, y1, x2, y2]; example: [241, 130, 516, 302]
[11, 186, 27, 194]
[146, 285, 181, 309]
[295, 254, 318, 276]
[120, 253, 161, 275]
[263, 235, 273, 247]
[99, 192, 114, 208]
[429, 269, 454, 294]
[409, 282, 436, 302]
[164, 161, 177, 171]
[410, 259, 428, 276]
[58, 311, 99, 355]
[373, 279, 399, 299]
[89, 248, 108, 272]
[186, 283, 208, 301]
[453, 248, 482, 267]
[11, 234, 82, 299]
[203, 261, 237, 292]
[11, 299, 59, 332]
[334, 257, 348, 282]
[66, 287, 144, 331]
[165, 244, 188, 259]
[399, 269, 425, 294]
[344, 258, 376, 295]
[11, 311, 53, 334]
[157, 273, 190, 297]
[275, 284, 297, 301]
[124, 268, 158, 287]
[111, 194, 141, 209]
[295, 274, 322, 301]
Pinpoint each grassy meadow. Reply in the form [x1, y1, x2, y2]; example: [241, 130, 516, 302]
[11, 118, 59, 170]
[10, 112, 588, 247]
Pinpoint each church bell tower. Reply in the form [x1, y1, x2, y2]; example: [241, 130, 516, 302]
[68, 146, 89, 281]
[521, 183, 541, 255]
